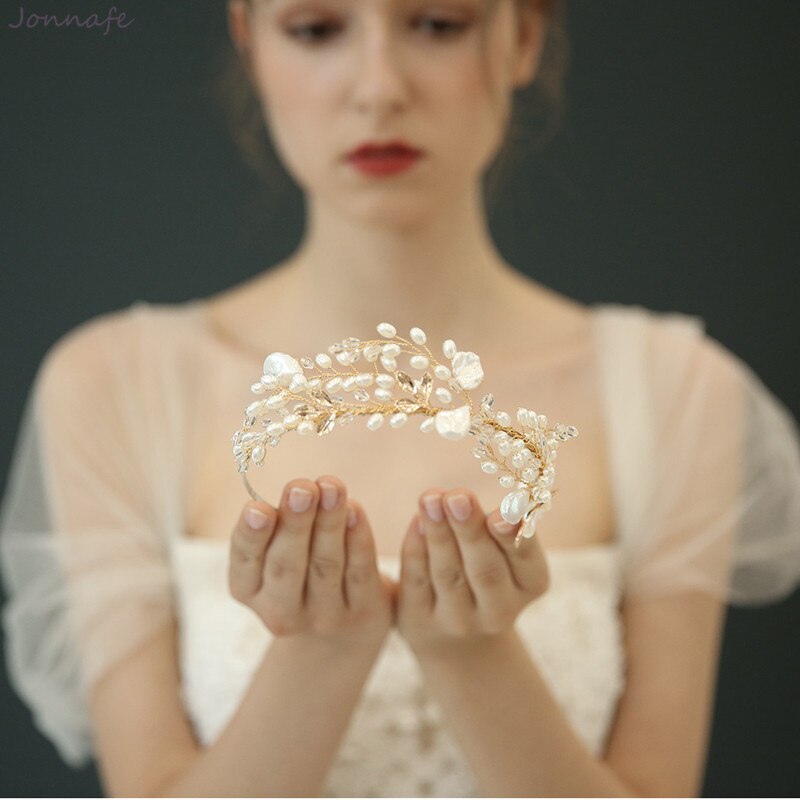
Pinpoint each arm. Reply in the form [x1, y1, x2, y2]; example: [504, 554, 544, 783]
[412, 588, 727, 797]
[90, 620, 386, 798]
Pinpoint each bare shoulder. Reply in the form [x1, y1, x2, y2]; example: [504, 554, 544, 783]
[88, 619, 199, 797]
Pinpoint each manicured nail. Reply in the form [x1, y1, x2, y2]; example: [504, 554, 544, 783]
[422, 493, 444, 522]
[319, 482, 339, 511]
[289, 487, 313, 513]
[446, 493, 471, 522]
[245, 507, 269, 530]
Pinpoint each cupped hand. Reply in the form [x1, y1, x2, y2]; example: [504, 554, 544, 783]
[228, 475, 394, 649]
[392, 487, 551, 656]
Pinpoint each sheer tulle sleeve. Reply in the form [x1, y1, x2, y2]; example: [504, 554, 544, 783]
[619, 310, 800, 605]
[0, 312, 176, 768]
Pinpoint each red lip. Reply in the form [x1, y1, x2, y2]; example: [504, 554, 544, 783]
[346, 140, 424, 176]
[347, 140, 423, 159]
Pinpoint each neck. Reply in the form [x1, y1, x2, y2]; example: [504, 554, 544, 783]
[264, 182, 529, 352]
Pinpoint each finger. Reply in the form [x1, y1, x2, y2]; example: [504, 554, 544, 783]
[229, 502, 278, 601]
[398, 512, 434, 615]
[342, 500, 381, 611]
[486, 509, 550, 596]
[419, 490, 475, 626]
[262, 478, 320, 616]
[305, 475, 348, 615]
[442, 489, 518, 623]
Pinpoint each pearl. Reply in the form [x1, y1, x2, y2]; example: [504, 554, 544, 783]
[282, 414, 299, 427]
[500, 488, 535, 525]
[434, 364, 451, 380]
[537, 414, 548, 429]
[297, 420, 315, 435]
[420, 417, 435, 432]
[496, 411, 512, 426]
[355, 372, 374, 387]
[289, 373, 307, 391]
[251, 382, 267, 394]
[374, 388, 392, 402]
[410, 327, 427, 345]
[435, 387, 452, 404]
[443, 339, 457, 359]
[266, 422, 285, 436]
[499, 475, 516, 488]
[315, 353, 332, 369]
[516, 407, 528, 425]
[380, 356, 397, 371]
[367, 413, 384, 430]
[246, 400, 267, 417]
[375, 373, 395, 389]
[451, 351, 484, 390]
[325, 377, 342, 392]
[262, 353, 303, 388]
[260, 374, 278, 388]
[409, 355, 429, 370]
[434, 405, 471, 440]
[480, 461, 499, 474]
[390, 412, 408, 428]
[342, 376, 357, 391]
[377, 322, 396, 338]
[382, 343, 401, 358]
[251, 445, 265, 463]
[266, 392, 288, 409]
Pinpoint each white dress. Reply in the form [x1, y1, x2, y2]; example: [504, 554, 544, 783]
[1, 298, 798, 796]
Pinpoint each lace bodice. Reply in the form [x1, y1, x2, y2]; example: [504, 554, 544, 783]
[171, 537, 624, 797]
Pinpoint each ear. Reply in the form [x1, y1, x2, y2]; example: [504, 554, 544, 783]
[227, 0, 257, 84]
[511, 1, 549, 88]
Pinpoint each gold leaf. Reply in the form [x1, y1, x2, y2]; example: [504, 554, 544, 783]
[310, 389, 334, 407]
[419, 373, 433, 401]
[397, 371, 415, 392]
[396, 398, 420, 412]
[316, 412, 336, 435]
[293, 404, 316, 418]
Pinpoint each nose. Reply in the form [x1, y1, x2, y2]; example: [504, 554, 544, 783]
[350, 18, 410, 118]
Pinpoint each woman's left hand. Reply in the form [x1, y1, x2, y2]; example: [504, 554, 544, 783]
[393, 487, 550, 657]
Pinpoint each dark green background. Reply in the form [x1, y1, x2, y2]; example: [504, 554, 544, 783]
[1, 1, 798, 796]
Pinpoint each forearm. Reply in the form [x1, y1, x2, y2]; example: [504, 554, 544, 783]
[413, 629, 637, 798]
[161, 633, 385, 797]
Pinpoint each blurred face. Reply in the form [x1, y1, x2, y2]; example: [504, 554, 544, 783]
[228, 0, 546, 223]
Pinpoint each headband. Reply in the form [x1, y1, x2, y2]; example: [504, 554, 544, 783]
[231, 321, 579, 548]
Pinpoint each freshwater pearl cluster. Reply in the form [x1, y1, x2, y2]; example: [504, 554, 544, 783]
[231, 322, 578, 548]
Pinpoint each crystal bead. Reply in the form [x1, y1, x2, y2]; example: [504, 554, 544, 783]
[335, 352, 351, 365]
[297, 420, 315, 435]
[471, 446, 488, 458]
[375, 373, 395, 388]
[434, 364, 451, 380]
[435, 387, 452, 404]
[367, 413, 384, 430]
[354, 389, 370, 401]
[251, 382, 267, 394]
[443, 339, 456, 359]
[364, 344, 382, 362]
[409, 327, 427, 345]
[300, 357, 315, 369]
[374, 388, 392, 402]
[410, 355, 429, 370]
[480, 461, 498, 474]
[420, 417, 435, 432]
[329, 343, 345, 354]
[343, 337, 360, 348]
[355, 372, 374, 387]
[325, 377, 342, 392]
[511, 452, 527, 468]
[377, 322, 396, 338]
[566, 425, 579, 437]
[521, 467, 538, 482]
[537, 414, 548, 429]
[390, 412, 408, 428]
[315, 353, 332, 369]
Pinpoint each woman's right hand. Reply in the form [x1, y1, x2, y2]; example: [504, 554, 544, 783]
[228, 475, 393, 649]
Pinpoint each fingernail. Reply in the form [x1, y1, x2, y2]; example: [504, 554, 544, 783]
[491, 517, 516, 535]
[346, 505, 358, 529]
[289, 487, 313, 513]
[245, 507, 269, 530]
[319, 482, 339, 511]
[422, 493, 444, 522]
[446, 493, 471, 522]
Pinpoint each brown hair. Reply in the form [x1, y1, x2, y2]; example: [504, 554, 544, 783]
[206, 0, 569, 206]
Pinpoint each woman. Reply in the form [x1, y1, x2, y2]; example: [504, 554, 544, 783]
[2, 0, 799, 796]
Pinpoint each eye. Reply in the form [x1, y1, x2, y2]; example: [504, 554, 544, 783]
[285, 19, 342, 44]
[414, 15, 470, 38]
